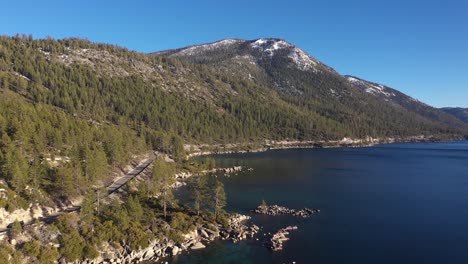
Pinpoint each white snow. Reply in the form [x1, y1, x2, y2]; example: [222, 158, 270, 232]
[346, 76, 395, 97]
[346, 76, 360, 83]
[288, 47, 318, 71]
[250, 39, 319, 71]
[234, 55, 257, 65]
[177, 39, 242, 56]
[251, 39, 268, 49]
[251, 39, 292, 57]
[365, 83, 395, 97]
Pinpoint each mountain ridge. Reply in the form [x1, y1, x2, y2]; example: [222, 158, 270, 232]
[440, 107, 468, 123]
[153, 37, 468, 137]
[0, 35, 466, 144]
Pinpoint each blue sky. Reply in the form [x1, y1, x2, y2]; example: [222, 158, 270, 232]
[2, 0, 467, 107]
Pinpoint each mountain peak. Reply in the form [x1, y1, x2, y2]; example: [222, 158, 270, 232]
[247, 38, 319, 71]
[155, 38, 321, 72]
[250, 38, 291, 55]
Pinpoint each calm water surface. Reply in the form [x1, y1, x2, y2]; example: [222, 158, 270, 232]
[169, 141, 468, 264]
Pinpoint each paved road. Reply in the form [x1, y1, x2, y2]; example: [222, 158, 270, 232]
[107, 157, 154, 194]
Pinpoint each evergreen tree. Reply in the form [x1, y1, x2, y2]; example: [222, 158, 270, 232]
[60, 230, 85, 262]
[170, 135, 185, 162]
[126, 195, 144, 222]
[189, 175, 209, 216]
[212, 178, 226, 219]
[151, 159, 176, 219]
[79, 192, 96, 224]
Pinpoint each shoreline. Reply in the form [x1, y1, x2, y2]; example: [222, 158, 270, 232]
[185, 135, 463, 158]
[81, 214, 255, 264]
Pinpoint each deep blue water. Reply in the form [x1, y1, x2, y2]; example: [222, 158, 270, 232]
[170, 141, 468, 264]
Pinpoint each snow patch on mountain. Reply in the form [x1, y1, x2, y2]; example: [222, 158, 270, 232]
[177, 39, 243, 56]
[289, 47, 318, 71]
[346, 76, 396, 97]
[233, 54, 257, 65]
[251, 39, 292, 57]
[250, 39, 318, 71]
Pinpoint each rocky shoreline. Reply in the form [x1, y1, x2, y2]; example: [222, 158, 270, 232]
[175, 166, 247, 181]
[185, 135, 454, 158]
[254, 205, 320, 218]
[78, 214, 256, 264]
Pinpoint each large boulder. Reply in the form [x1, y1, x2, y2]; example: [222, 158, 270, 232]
[190, 242, 206, 250]
[171, 246, 180, 256]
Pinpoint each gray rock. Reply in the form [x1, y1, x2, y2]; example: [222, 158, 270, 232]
[190, 242, 206, 250]
[200, 229, 209, 238]
[171, 246, 180, 256]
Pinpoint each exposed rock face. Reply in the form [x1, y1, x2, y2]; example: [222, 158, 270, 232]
[254, 205, 319, 218]
[267, 226, 298, 251]
[0, 204, 60, 230]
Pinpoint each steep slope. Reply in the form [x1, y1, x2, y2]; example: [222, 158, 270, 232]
[344, 76, 466, 129]
[440, 107, 468, 123]
[154, 38, 468, 137]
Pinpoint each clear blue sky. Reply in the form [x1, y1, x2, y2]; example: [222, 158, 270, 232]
[2, 0, 467, 107]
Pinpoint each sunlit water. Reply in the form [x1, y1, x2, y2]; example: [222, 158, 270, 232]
[167, 141, 468, 264]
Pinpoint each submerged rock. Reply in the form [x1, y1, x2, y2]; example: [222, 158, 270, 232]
[267, 226, 298, 251]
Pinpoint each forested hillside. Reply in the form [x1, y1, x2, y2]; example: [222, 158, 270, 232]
[157, 38, 468, 138]
[440, 107, 468, 123]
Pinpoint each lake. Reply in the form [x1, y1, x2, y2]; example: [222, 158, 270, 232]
[170, 141, 468, 264]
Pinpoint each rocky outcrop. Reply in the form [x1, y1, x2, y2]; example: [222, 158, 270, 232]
[253, 205, 319, 218]
[267, 226, 298, 251]
[78, 214, 255, 263]
[219, 214, 260, 243]
[175, 166, 250, 180]
[0, 204, 62, 230]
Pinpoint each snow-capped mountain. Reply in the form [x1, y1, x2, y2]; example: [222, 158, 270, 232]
[153, 38, 468, 135]
[155, 38, 329, 73]
[249, 38, 319, 71]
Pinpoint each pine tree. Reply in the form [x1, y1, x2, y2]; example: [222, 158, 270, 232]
[80, 192, 96, 224]
[151, 159, 176, 219]
[212, 179, 226, 219]
[170, 135, 185, 162]
[190, 175, 209, 216]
